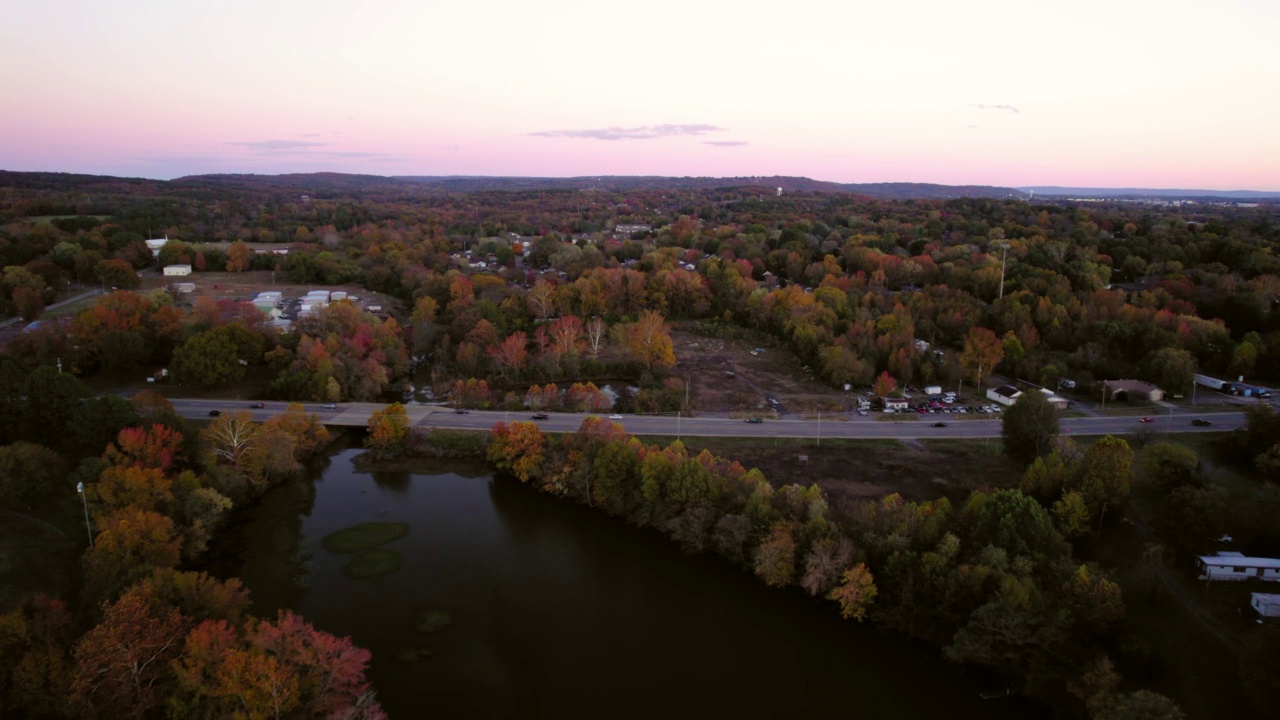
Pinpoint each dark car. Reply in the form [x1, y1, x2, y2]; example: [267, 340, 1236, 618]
[531, 413, 549, 420]
[208, 410, 222, 417]
[1192, 418, 1212, 427]
[249, 402, 265, 409]
[932, 421, 947, 428]
[745, 417, 764, 424]
[1139, 416, 1155, 423]
[454, 408, 469, 414]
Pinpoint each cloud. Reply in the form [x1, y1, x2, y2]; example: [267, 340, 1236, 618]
[530, 124, 727, 141]
[701, 140, 749, 147]
[232, 140, 328, 153]
[969, 104, 1020, 113]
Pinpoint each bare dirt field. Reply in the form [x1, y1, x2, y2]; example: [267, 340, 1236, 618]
[672, 322, 856, 416]
[657, 435, 1023, 508]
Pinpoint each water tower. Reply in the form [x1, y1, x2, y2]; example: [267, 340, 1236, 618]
[776, 187, 783, 197]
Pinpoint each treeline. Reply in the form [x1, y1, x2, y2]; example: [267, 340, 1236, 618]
[0, 361, 388, 717]
[479, 416, 1185, 719]
[5, 290, 410, 403]
[3, 177, 1279, 405]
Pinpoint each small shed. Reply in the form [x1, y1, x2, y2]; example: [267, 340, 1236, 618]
[883, 397, 909, 411]
[1252, 593, 1280, 618]
[173, 282, 196, 294]
[1197, 552, 1280, 582]
[163, 264, 192, 276]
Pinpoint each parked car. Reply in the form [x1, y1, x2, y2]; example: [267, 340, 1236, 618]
[932, 421, 947, 428]
[323, 403, 338, 410]
[1192, 418, 1212, 427]
[745, 417, 764, 424]
[249, 402, 265, 409]
[1139, 416, 1155, 423]
[208, 410, 222, 417]
[531, 413, 549, 420]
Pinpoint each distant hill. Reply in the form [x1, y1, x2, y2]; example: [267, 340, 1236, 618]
[0, 170, 1027, 200]
[1021, 186, 1280, 200]
[395, 175, 1028, 200]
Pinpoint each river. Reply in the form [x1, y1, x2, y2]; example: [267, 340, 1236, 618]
[211, 443, 1033, 719]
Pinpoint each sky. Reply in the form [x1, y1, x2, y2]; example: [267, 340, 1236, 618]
[1, 0, 1277, 189]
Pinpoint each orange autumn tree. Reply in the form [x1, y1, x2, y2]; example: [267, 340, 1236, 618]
[624, 309, 676, 369]
[829, 563, 878, 621]
[365, 403, 409, 459]
[486, 421, 546, 484]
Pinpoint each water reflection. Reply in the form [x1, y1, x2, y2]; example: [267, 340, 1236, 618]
[211, 448, 1033, 720]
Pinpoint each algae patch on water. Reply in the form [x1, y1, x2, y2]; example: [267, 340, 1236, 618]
[322, 522, 409, 554]
[415, 609, 455, 634]
[342, 548, 405, 579]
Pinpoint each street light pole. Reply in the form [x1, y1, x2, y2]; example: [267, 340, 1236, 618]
[817, 411, 822, 447]
[76, 482, 93, 548]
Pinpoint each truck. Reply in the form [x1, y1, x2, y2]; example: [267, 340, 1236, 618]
[924, 385, 942, 396]
[1194, 374, 1227, 391]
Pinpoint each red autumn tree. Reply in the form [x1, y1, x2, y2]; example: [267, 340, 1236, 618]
[70, 586, 192, 718]
[106, 423, 185, 471]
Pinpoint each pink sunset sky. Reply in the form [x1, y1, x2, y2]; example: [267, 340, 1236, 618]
[2, 0, 1277, 189]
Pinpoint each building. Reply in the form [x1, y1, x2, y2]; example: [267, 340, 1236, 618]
[1252, 593, 1280, 619]
[1037, 388, 1070, 410]
[614, 224, 652, 237]
[987, 385, 1023, 407]
[173, 282, 195, 294]
[163, 264, 192, 276]
[883, 397, 909, 412]
[1196, 552, 1280, 582]
[1103, 379, 1164, 402]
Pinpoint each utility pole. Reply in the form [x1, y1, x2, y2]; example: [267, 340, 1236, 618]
[998, 242, 1011, 300]
[817, 411, 822, 447]
[677, 411, 681, 440]
[76, 483, 93, 548]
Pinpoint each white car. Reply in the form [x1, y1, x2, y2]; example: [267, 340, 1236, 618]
[608, 414, 623, 420]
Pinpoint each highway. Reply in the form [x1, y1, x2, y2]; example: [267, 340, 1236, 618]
[167, 398, 1247, 440]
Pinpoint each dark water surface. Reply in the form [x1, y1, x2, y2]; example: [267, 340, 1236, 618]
[213, 447, 1034, 720]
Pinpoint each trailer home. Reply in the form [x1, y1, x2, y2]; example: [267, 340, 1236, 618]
[1196, 552, 1280, 582]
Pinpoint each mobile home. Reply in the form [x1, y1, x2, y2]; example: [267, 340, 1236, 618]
[1196, 552, 1280, 582]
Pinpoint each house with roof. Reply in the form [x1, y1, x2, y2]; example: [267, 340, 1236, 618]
[987, 385, 1022, 407]
[1197, 552, 1280, 582]
[1103, 379, 1164, 402]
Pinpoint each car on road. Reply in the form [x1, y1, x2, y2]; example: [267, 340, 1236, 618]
[249, 402, 265, 409]
[745, 417, 764, 423]
[531, 413, 549, 420]
[208, 410, 222, 417]
[454, 408, 469, 414]
[1192, 418, 1212, 427]
[932, 421, 947, 428]
[323, 403, 338, 410]
[608, 414, 623, 420]
[1139, 416, 1155, 423]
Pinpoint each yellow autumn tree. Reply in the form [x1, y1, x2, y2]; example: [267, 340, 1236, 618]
[365, 403, 410, 459]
